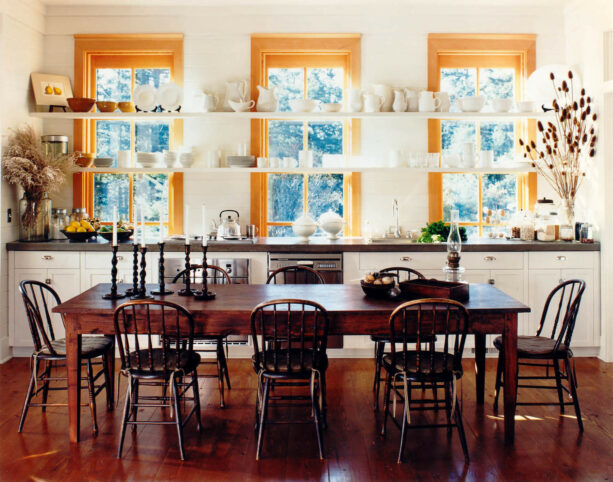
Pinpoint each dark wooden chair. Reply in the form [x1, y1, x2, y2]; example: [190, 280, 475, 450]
[493, 279, 586, 430]
[381, 298, 470, 464]
[371, 267, 432, 410]
[172, 264, 232, 407]
[18, 280, 114, 435]
[251, 299, 329, 460]
[114, 300, 202, 460]
[266, 265, 325, 285]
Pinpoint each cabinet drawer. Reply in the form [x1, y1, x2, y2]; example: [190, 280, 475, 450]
[15, 251, 80, 269]
[528, 251, 594, 270]
[461, 252, 523, 270]
[85, 252, 133, 270]
[358, 252, 447, 271]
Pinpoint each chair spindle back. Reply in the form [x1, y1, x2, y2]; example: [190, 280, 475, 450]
[173, 264, 232, 285]
[266, 266, 325, 285]
[537, 279, 585, 351]
[379, 267, 425, 283]
[19, 280, 63, 355]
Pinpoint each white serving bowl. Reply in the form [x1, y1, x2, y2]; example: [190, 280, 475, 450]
[321, 103, 342, 112]
[292, 214, 317, 241]
[516, 100, 536, 112]
[492, 98, 514, 113]
[457, 96, 485, 112]
[179, 153, 194, 168]
[289, 98, 319, 113]
[318, 210, 345, 240]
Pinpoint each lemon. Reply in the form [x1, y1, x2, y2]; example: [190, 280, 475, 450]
[65, 226, 76, 233]
[44, 85, 53, 95]
[70, 221, 80, 229]
[80, 220, 94, 231]
[53, 87, 62, 95]
[77, 227, 87, 233]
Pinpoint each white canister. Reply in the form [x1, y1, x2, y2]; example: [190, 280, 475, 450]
[117, 150, 131, 168]
[479, 150, 494, 168]
[207, 150, 221, 168]
[388, 149, 404, 168]
[298, 150, 313, 168]
[202, 93, 218, 112]
[462, 142, 476, 167]
[418, 91, 440, 112]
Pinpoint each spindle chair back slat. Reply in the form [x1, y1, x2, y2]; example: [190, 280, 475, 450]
[379, 267, 425, 283]
[173, 264, 232, 285]
[19, 281, 64, 355]
[266, 266, 325, 285]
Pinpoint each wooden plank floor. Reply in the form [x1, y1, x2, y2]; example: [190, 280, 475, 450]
[1, 357, 612, 481]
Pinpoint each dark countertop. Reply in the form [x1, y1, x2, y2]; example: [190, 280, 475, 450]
[5, 237, 601, 252]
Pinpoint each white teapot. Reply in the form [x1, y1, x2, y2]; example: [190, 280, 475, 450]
[256, 85, 278, 112]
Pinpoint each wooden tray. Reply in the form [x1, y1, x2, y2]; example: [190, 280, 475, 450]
[399, 278, 469, 302]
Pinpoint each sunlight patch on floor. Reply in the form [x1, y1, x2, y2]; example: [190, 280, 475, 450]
[20, 450, 58, 460]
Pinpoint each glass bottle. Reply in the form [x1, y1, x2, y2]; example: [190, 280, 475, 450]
[19, 192, 52, 242]
[447, 209, 462, 254]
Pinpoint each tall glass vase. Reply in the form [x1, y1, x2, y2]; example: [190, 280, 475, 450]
[559, 198, 575, 227]
[19, 193, 52, 242]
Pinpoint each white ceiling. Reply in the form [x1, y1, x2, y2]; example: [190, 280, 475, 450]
[41, 0, 569, 6]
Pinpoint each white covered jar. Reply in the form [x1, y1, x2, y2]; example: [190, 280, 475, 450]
[318, 210, 345, 240]
[292, 214, 317, 240]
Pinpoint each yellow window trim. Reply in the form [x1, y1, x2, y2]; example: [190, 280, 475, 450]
[427, 33, 537, 225]
[250, 34, 362, 236]
[73, 34, 184, 234]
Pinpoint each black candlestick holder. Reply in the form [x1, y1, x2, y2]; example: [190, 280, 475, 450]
[178, 243, 196, 296]
[131, 245, 152, 300]
[124, 244, 139, 296]
[102, 245, 126, 300]
[152, 242, 174, 296]
[194, 245, 216, 300]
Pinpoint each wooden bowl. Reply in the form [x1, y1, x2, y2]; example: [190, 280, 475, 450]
[75, 156, 94, 168]
[67, 97, 96, 113]
[118, 102, 136, 113]
[96, 101, 118, 113]
[360, 279, 397, 299]
[98, 229, 133, 242]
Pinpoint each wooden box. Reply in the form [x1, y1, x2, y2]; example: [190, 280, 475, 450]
[399, 278, 469, 302]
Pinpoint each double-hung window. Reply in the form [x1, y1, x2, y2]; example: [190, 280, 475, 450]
[250, 35, 362, 237]
[428, 34, 537, 237]
[73, 35, 184, 236]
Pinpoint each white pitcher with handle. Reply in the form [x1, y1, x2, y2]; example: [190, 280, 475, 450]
[256, 85, 278, 112]
[392, 89, 407, 112]
[223, 80, 249, 111]
[346, 88, 364, 112]
[363, 93, 384, 113]
[372, 84, 393, 112]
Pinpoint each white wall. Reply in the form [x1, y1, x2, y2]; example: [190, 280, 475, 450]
[40, 2, 566, 234]
[0, 0, 46, 361]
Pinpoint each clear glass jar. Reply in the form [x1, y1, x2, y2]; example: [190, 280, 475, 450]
[41, 135, 68, 158]
[70, 208, 89, 224]
[520, 211, 535, 241]
[51, 209, 63, 239]
[535, 198, 558, 241]
[19, 193, 52, 242]
[580, 223, 594, 243]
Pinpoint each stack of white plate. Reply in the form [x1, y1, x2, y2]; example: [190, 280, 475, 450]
[136, 152, 161, 168]
[227, 155, 255, 168]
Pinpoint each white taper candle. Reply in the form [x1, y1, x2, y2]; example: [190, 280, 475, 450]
[112, 207, 117, 246]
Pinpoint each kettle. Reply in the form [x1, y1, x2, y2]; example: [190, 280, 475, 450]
[217, 210, 241, 238]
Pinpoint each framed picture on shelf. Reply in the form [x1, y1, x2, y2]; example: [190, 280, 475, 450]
[30, 72, 73, 110]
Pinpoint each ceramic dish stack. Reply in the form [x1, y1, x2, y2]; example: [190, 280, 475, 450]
[136, 152, 161, 168]
[226, 155, 255, 168]
[93, 157, 113, 168]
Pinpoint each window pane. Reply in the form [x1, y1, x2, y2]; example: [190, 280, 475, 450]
[268, 121, 304, 160]
[95, 121, 130, 165]
[307, 174, 344, 223]
[307, 68, 343, 103]
[440, 68, 476, 112]
[441, 121, 477, 156]
[135, 68, 170, 88]
[480, 122, 514, 163]
[93, 174, 130, 221]
[268, 68, 304, 112]
[133, 174, 169, 223]
[482, 174, 518, 222]
[268, 225, 294, 237]
[443, 173, 479, 222]
[135, 122, 170, 153]
[96, 69, 131, 102]
[479, 67, 514, 110]
[308, 122, 343, 167]
[268, 174, 304, 222]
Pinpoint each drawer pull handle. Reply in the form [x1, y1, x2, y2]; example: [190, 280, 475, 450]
[488, 279, 495, 285]
[555, 255, 567, 261]
[45, 278, 52, 285]
[42, 255, 54, 260]
[484, 256, 496, 262]
[400, 256, 412, 262]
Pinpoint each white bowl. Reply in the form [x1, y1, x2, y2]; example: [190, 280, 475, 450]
[492, 98, 514, 112]
[516, 100, 536, 112]
[321, 103, 342, 112]
[179, 153, 194, 168]
[457, 96, 485, 112]
[292, 214, 317, 240]
[289, 99, 319, 112]
[318, 210, 345, 240]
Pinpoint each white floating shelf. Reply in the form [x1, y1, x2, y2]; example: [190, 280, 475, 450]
[31, 111, 552, 121]
[74, 166, 534, 174]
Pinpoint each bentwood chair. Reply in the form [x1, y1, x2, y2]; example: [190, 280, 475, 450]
[371, 267, 433, 410]
[251, 299, 329, 460]
[381, 299, 470, 464]
[114, 300, 202, 460]
[172, 264, 232, 407]
[18, 280, 114, 435]
[493, 279, 586, 430]
[266, 265, 325, 285]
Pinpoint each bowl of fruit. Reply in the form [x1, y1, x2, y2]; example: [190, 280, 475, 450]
[360, 272, 400, 299]
[97, 221, 134, 242]
[62, 219, 97, 242]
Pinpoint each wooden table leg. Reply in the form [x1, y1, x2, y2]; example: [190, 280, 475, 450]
[503, 313, 518, 445]
[65, 317, 82, 443]
[474, 333, 486, 404]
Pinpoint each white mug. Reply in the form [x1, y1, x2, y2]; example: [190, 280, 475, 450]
[372, 84, 393, 112]
[388, 149, 404, 168]
[435, 92, 451, 112]
[207, 150, 221, 168]
[202, 93, 218, 112]
[256, 157, 268, 168]
[363, 93, 384, 113]
[117, 150, 131, 168]
[237, 143, 248, 156]
[418, 96, 440, 112]
[479, 150, 494, 168]
[462, 142, 476, 167]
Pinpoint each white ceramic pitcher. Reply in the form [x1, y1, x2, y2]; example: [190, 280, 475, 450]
[256, 85, 278, 112]
[363, 93, 384, 113]
[392, 89, 407, 112]
[223, 80, 248, 111]
[346, 88, 364, 112]
[372, 84, 393, 112]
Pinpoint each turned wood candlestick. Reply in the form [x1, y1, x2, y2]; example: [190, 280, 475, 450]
[131, 246, 152, 300]
[102, 245, 126, 300]
[152, 242, 174, 296]
[194, 244, 216, 300]
[178, 243, 195, 296]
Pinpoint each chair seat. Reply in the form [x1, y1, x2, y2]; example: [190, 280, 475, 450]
[126, 349, 201, 376]
[370, 334, 437, 343]
[252, 349, 328, 377]
[493, 335, 570, 358]
[38, 335, 113, 358]
[382, 351, 463, 381]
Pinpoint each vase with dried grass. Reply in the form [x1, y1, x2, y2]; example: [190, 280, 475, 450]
[2, 126, 76, 241]
[520, 70, 598, 230]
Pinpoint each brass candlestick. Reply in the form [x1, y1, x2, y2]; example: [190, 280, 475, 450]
[152, 242, 173, 296]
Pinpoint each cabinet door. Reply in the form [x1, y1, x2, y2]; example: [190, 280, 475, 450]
[528, 269, 564, 337]
[462, 270, 490, 284]
[84, 269, 134, 290]
[45, 269, 81, 341]
[491, 270, 529, 336]
[11, 269, 47, 347]
[560, 268, 595, 347]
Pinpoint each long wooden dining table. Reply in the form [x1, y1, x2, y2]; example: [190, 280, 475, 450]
[53, 282, 529, 445]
